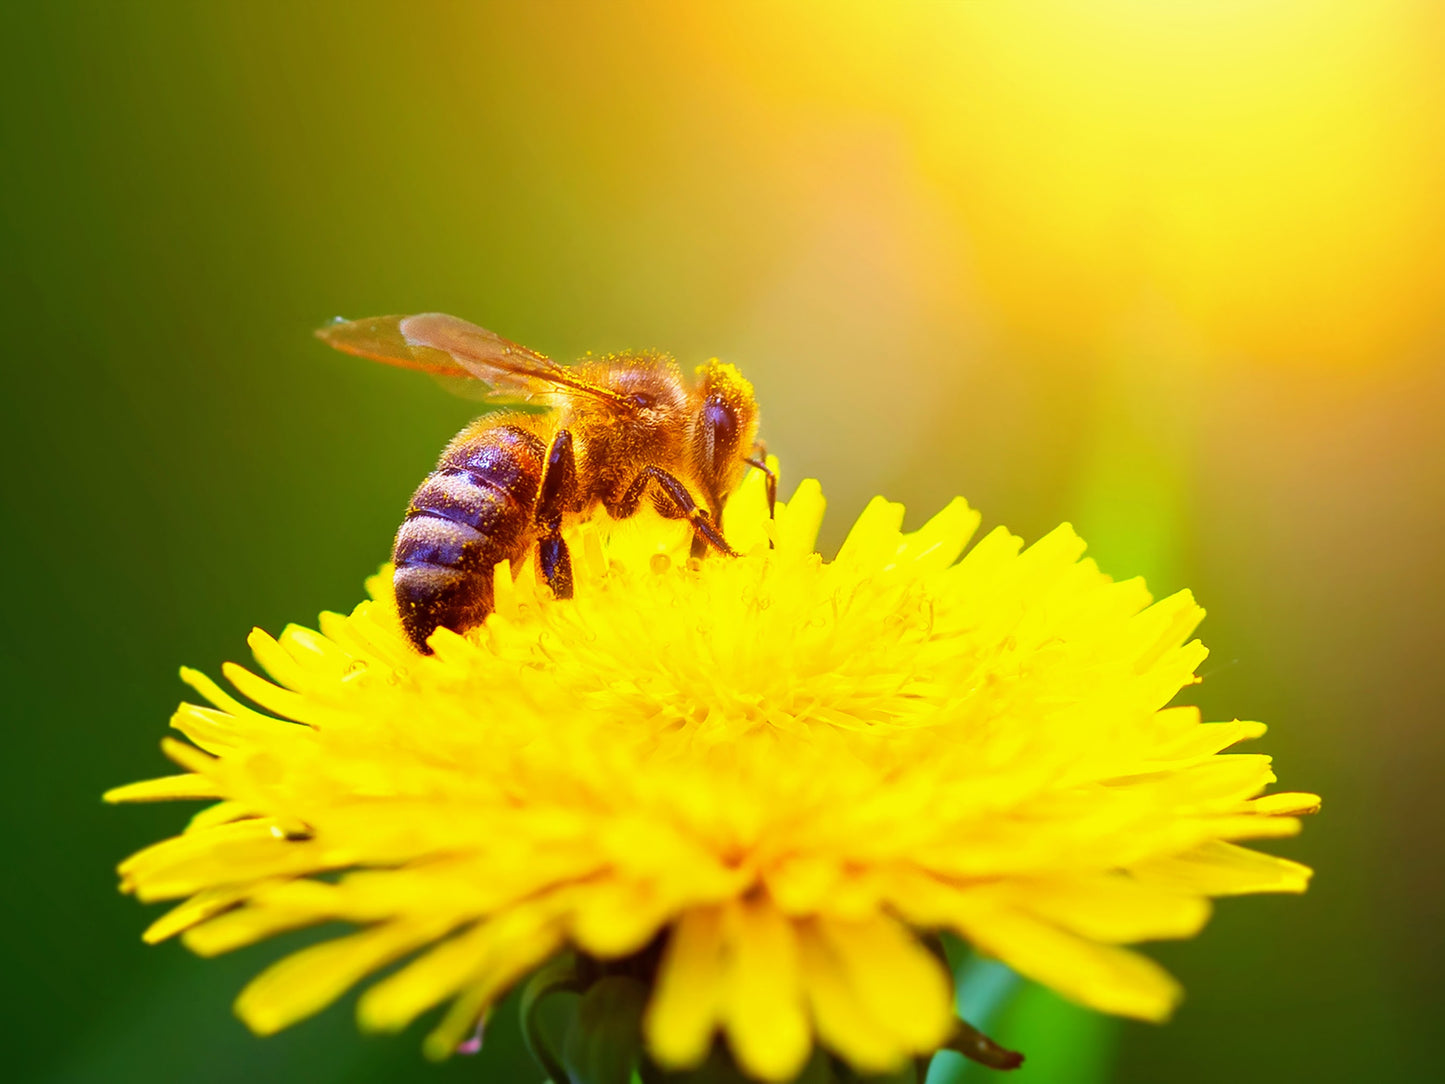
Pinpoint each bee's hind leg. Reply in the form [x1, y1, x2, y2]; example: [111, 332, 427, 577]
[534, 429, 578, 599]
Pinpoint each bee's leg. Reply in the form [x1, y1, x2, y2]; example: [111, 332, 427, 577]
[537, 536, 573, 600]
[723, 443, 777, 558]
[611, 466, 738, 557]
[689, 528, 712, 561]
[688, 507, 720, 561]
[534, 429, 578, 599]
[744, 441, 777, 519]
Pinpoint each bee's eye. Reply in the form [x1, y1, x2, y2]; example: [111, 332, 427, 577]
[630, 392, 655, 409]
[702, 397, 738, 457]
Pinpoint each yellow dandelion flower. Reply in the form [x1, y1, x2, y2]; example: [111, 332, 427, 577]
[108, 465, 1317, 1082]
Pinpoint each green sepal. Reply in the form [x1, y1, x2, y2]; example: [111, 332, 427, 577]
[521, 952, 590, 1083]
[561, 975, 649, 1084]
[940, 1019, 1023, 1071]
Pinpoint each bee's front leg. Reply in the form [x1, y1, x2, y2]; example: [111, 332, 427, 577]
[534, 429, 577, 599]
[743, 440, 777, 520]
[610, 465, 737, 558]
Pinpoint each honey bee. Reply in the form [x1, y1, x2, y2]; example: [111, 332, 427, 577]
[318, 313, 773, 653]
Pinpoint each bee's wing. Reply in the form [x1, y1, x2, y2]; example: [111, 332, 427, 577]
[317, 313, 627, 408]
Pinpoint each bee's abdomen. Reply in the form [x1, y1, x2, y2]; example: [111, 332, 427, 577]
[393, 425, 545, 652]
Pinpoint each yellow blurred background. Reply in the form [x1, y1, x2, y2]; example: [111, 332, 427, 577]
[3, 3, 1442, 1082]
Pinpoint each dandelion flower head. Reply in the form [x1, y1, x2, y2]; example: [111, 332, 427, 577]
[109, 466, 1317, 1082]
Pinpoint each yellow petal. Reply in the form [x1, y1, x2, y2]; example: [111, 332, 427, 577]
[123, 828, 337, 903]
[815, 913, 953, 1052]
[422, 925, 563, 1059]
[158, 736, 216, 774]
[567, 880, 671, 959]
[220, 662, 310, 724]
[103, 774, 221, 803]
[722, 899, 810, 1083]
[644, 907, 726, 1069]
[1141, 720, 1269, 766]
[359, 906, 560, 1035]
[897, 497, 980, 573]
[1131, 840, 1313, 896]
[1004, 874, 1211, 943]
[952, 903, 1181, 1021]
[775, 479, 826, 554]
[186, 800, 251, 832]
[236, 921, 443, 1034]
[1250, 791, 1322, 816]
[795, 920, 905, 1074]
[357, 922, 495, 1033]
[142, 882, 268, 944]
[834, 496, 905, 569]
[120, 819, 278, 882]
[183, 902, 325, 957]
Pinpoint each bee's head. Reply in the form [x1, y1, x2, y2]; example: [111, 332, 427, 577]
[691, 359, 759, 508]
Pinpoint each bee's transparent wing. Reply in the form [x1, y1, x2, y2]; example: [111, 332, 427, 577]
[317, 313, 625, 408]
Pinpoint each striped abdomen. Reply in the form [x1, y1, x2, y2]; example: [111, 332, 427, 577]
[393, 423, 545, 652]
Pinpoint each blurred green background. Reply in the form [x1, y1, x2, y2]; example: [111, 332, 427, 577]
[3, 3, 1442, 1082]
